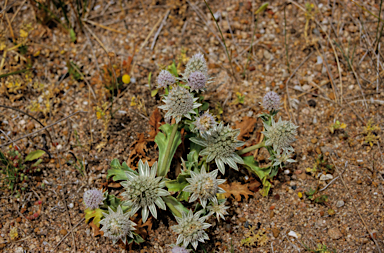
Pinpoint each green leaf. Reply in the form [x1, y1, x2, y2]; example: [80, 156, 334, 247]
[166, 180, 188, 193]
[32, 159, 43, 167]
[151, 89, 158, 97]
[85, 208, 104, 227]
[107, 159, 137, 181]
[167, 62, 178, 77]
[200, 102, 209, 111]
[133, 232, 145, 243]
[242, 156, 271, 180]
[162, 195, 188, 218]
[25, 150, 46, 162]
[70, 28, 76, 42]
[155, 124, 182, 176]
[148, 72, 152, 89]
[177, 191, 191, 202]
[260, 178, 271, 197]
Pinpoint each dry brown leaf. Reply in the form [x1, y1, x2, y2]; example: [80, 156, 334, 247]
[234, 117, 257, 140]
[148, 108, 162, 140]
[220, 181, 254, 201]
[132, 214, 153, 239]
[89, 221, 103, 237]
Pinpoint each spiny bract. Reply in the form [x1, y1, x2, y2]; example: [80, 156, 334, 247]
[262, 91, 281, 112]
[270, 147, 296, 167]
[182, 53, 208, 80]
[193, 110, 216, 134]
[190, 122, 245, 174]
[183, 166, 226, 208]
[157, 69, 175, 88]
[171, 209, 211, 250]
[158, 86, 201, 124]
[262, 117, 298, 151]
[207, 199, 229, 221]
[83, 188, 105, 210]
[188, 71, 206, 92]
[121, 160, 170, 223]
[99, 206, 136, 244]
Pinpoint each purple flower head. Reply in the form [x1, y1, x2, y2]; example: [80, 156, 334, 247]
[157, 70, 175, 88]
[83, 188, 104, 210]
[188, 71, 207, 92]
[193, 110, 215, 133]
[263, 91, 281, 111]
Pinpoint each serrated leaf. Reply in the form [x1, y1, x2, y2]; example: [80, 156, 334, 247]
[155, 124, 182, 176]
[85, 208, 104, 227]
[25, 150, 46, 162]
[107, 159, 137, 181]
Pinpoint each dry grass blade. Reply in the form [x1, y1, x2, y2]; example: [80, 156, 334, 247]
[83, 19, 128, 35]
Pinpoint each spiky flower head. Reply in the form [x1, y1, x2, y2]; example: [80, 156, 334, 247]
[183, 166, 226, 208]
[171, 246, 191, 253]
[171, 209, 211, 250]
[157, 70, 175, 88]
[158, 86, 201, 124]
[193, 110, 216, 134]
[183, 53, 208, 80]
[263, 91, 281, 112]
[83, 188, 106, 210]
[99, 206, 136, 244]
[190, 123, 245, 174]
[121, 160, 170, 223]
[270, 148, 296, 168]
[207, 199, 230, 221]
[188, 71, 207, 92]
[262, 117, 298, 151]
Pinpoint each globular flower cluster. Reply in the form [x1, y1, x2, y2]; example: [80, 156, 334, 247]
[263, 91, 281, 112]
[159, 86, 201, 123]
[157, 70, 175, 88]
[207, 200, 229, 221]
[83, 188, 105, 210]
[193, 110, 216, 134]
[99, 206, 136, 244]
[171, 210, 211, 250]
[121, 160, 170, 223]
[171, 246, 191, 253]
[190, 123, 245, 174]
[182, 53, 208, 80]
[188, 71, 207, 92]
[271, 148, 296, 167]
[183, 166, 226, 208]
[262, 117, 298, 152]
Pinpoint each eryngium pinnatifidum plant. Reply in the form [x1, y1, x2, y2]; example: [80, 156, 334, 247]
[158, 86, 201, 124]
[190, 123, 245, 174]
[263, 91, 281, 112]
[193, 110, 215, 134]
[157, 69, 175, 88]
[262, 117, 298, 151]
[171, 209, 211, 250]
[188, 71, 206, 92]
[207, 199, 229, 221]
[183, 166, 225, 208]
[182, 52, 208, 80]
[121, 160, 169, 223]
[99, 206, 136, 244]
[83, 188, 106, 210]
[270, 147, 296, 167]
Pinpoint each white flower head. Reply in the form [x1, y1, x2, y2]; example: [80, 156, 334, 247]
[158, 86, 201, 124]
[121, 160, 170, 223]
[171, 209, 211, 250]
[262, 117, 298, 151]
[183, 166, 226, 208]
[83, 188, 106, 210]
[193, 110, 216, 134]
[263, 91, 281, 111]
[190, 122, 245, 174]
[170, 245, 192, 253]
[183, 52, 208, 80]
[157, 70, 175, 88]
[270, 148, 296, 167]
[99, 206, 136, 244]
[207, 199, 229, 221]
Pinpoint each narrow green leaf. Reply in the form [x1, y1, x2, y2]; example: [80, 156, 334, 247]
[25, 150, 46, 162]
[162, 195, 188, 218]
[242, 156, 271, 180]
[155, 124, 182, 176]
[166, 180, 188, 192]
[151, 89, 158, 97]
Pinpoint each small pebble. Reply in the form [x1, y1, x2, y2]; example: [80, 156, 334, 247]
[60, 229, 67, 236]
[328, 228, 343, 240]
[68, 203, 74, 209]
[311, 138, 318, 144]
[336, 200, 344, 208]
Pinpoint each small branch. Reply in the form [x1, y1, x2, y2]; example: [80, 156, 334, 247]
[0, 111, 87, 147]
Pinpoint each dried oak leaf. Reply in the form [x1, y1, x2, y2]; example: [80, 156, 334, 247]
[148, 108, 162, 140]
[220, 181, 254, 201]
[131, 214, 153, 240]
[234, 117, 257, 140]
[89, 221, 103, 237]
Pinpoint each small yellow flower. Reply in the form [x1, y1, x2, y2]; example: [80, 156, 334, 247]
[298, 192, 303, 198]
[122, 74, 131, 84]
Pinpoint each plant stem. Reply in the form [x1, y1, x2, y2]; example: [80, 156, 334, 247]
[236, 141, 265, 155]
[158, 122, 179, 177]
